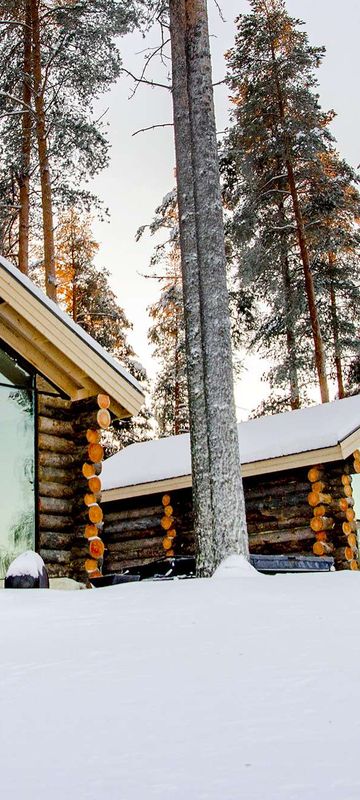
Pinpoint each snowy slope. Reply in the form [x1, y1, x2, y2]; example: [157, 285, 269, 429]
[102, 394, 360, 490]
[1, 569, 360, 799]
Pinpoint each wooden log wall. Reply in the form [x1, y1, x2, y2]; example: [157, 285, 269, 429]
[103, 489, 194, 573]
[70, 395, 110, 583]
[103, 461, 360, 572]
[37, 392, 109, 581]
[103, 470, 319, 571]
[37, 393, 76, 577]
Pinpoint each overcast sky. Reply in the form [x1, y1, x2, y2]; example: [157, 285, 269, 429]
[91, 0, 360, 416]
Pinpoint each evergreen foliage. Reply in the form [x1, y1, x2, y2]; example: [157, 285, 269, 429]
[148, 258, 189, 437]
[222, 0, 360, 409]
[55, 209, 152, 449]
[0, 0, 143, 279]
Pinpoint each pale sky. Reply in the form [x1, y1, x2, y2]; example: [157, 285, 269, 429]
[91, 0, 360, 417]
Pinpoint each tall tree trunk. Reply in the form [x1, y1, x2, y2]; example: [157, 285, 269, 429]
[280, 249, 301, 409]
[30, 0, 57, 301]
[328, 251, 345, 398]
[285, 161, 329, 402]
[18, 0, 32, 274]
[169, 0, 214, 574]
[276, 195, 300, 409]
[173, 311, 181, 435]
[169, 0, 248, 573]
[266, 25, 329, 403]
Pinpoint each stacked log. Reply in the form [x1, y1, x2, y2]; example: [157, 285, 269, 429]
[79, 394, 111, 582]
[306, 465, 335, 557]
[161, 494, 176, 557]
[102, 462, 358, 572]
[245, 474, 314, 555]
[37, 394, 75, 577]
[306, 462, 358, 569]
[103, 490, 194, 572]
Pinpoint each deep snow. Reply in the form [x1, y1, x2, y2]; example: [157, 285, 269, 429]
[1, 567, 360, 799]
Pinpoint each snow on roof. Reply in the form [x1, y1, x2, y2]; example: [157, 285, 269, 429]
[0, 254, 143, 396]
[102, 395, 360, 492]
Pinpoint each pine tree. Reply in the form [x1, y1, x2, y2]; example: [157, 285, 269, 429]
[55, 209, 152, 447]
[303, 150, 360, 397]
[224, 0, 338, 404]
[222, 0, 356, 408]
[148, 255, 189, 436]
[0, 0, 142, 293]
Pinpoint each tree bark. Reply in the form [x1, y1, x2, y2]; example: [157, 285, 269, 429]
[285, 159, 329, 402]
[169, 0, 215, 575]
[277, 195, 300, 409]
[30, 0, 57, 301]
[18, 0, 32, 274]
[328, 252, 345, 398]
[169, 0, 249, 573]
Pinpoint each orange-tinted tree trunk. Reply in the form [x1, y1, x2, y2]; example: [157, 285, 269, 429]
[30, 0, 57, 301]
[18, 0, 32, 274]
[328, 252, 345, 398]
[267, 25, 329, 403]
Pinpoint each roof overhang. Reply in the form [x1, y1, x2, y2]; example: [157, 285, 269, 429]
[0, 257, 145, 418]
[101, 435, 360, 503]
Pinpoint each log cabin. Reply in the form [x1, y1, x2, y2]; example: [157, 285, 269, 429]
[101, 396, 360, 572]
[0, 254, 144, 582]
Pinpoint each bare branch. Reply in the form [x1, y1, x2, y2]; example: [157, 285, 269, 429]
[212, 0, 226, 22]
[129, 38, 171, 99]
[132, 123, 173, 137]
[121, 68, 171, 93]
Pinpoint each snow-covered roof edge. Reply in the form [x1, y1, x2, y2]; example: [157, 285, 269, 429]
[101, 395, 360, 500]
[0, 254, 144, 397]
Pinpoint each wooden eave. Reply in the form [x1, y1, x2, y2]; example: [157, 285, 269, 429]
[101, 435, 360, 504]
[0, 269, 144, 418]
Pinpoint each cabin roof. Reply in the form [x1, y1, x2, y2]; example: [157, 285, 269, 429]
[101, 395, 360, 501]
[0, 255, 144, 418]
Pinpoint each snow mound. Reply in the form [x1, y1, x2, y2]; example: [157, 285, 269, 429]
[213, 553, 260, 579]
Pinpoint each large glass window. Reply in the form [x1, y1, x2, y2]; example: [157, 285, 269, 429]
[0, 346, 35, 579]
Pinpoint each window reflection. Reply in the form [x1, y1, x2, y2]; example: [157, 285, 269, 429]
[0, 348, 35, 578]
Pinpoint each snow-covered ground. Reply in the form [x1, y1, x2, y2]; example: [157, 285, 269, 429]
[1, 563, 360, 799]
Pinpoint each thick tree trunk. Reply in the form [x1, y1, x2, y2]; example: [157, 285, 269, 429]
[184, 0, 248, 566]
[30, 0, 57, 301]
[169, 0, 214, 574]
[18, 0, 32, 274]
[169, 0, 248, 573]
[328, 252, 345, 398]
[173, 312, 181, 435]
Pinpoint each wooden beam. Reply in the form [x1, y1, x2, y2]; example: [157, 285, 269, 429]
[0, 271, 144, 416]
[0, 319, 79, 398]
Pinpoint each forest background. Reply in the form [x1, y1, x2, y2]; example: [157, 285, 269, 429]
[0, 0, 359, 442]
[92, 0, 360, 419]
